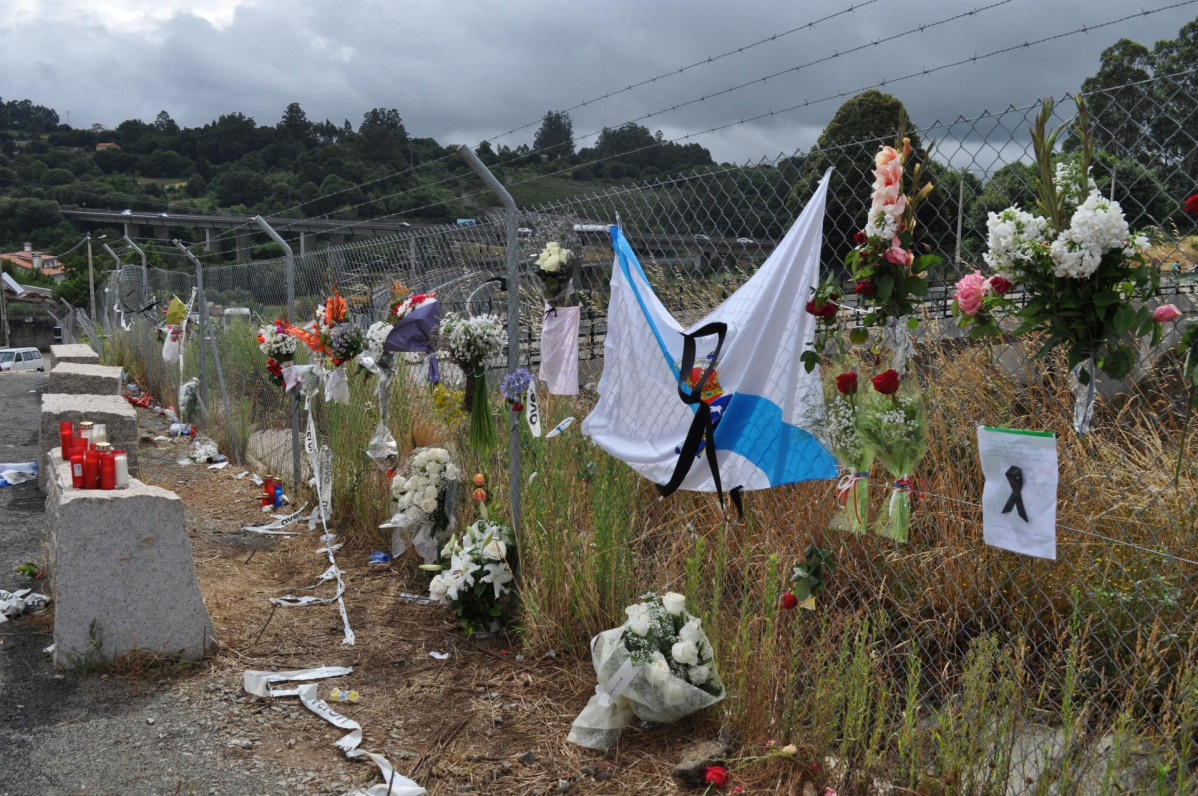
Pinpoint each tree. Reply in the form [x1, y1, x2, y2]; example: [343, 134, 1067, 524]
[153, 110, 180, 135]
[533, 111, 574, 160]
[788, 90, 930, 267]
[357, 108, 408, 162]
[277, 102, 313, 145]
[185, 173, 207, 198]
[1075, 40, 1154, 161]
[214, 169, 268, 207]
[476, 140, 497, 165]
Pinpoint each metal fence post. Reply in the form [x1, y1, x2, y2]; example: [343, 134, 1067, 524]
[253, 216, 302, 486]
[455, 144, 523, 572]
[176, 241, 240, 463]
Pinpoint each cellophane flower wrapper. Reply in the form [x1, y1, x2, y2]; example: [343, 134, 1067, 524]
[821, 382, 873, 535]
[568, 598, 725, 749]
[534, 241, 577, 307]
[858, 383, 927, 543]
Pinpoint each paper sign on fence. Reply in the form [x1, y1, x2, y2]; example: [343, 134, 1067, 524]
[978, 426, 1058, 560]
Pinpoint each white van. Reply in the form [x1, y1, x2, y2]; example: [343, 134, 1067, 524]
[0, 347, 45, 373]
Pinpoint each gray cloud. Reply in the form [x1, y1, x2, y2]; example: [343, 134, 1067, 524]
[3, 0, 1194, 163]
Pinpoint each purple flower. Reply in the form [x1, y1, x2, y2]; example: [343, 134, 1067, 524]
[500, 368, 534, 402]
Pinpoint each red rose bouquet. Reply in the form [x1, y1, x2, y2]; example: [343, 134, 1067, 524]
[857, 369, 927, 543]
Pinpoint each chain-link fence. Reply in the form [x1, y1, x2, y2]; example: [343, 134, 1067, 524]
[86, 73, 1198, 792]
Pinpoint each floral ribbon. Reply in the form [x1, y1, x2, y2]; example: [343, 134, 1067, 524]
[836, 470, 870, 521]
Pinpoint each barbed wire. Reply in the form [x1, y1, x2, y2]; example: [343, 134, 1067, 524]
[187, 0, 1008, 258]
[240, 0, 1198, 245]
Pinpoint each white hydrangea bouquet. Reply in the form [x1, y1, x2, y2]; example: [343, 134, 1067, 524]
[383, 446, 462, 563]
[961, 97, 1162, 434]
[567, 592, 725, 749]
[423, 518, 517, 634]
[441, 312, 506, 450]
[534, 241, 577, 307]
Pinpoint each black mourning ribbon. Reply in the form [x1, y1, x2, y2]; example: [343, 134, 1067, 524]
[544, 306, 558, 320]
[655, 322, 744, 520]
[1001, 465, 1028, 522]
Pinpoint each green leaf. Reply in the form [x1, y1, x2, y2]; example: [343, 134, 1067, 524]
[875, 274, 895, 305]
[1101, 345, 1134, 380]
[849, 328, 869, 345]
[1112, 305, 1138, 336]
[907, 279, 929, 298]
[800, 350, 819, 374]
[791, 580, 811, 601]
[1091, 292, 1120, 307]
[911, 254, 939, 275]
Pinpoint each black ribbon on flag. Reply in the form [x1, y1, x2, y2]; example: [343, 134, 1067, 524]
[1001, 465, 1028, 522]
[656, 322, 743, 519]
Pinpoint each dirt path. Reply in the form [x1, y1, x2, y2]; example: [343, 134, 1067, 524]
[2, 383, 694, 795]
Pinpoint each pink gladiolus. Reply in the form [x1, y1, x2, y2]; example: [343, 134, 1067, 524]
[1153, 304, 1182, 323]
[955, 271, 987, 316]
[875, 145, 900, 167]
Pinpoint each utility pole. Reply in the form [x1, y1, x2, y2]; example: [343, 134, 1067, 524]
[87, 233, 96, 319]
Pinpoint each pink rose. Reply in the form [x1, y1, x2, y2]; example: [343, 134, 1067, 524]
[955, 271, 987, 316]
[885, 244, 909, 266]
[875, 145, 900, 168]
[1153, 304, 1182, 323]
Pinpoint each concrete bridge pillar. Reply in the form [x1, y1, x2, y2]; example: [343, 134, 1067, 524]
[235, 231, 252, 262]
[155, 225, 170, 242]
[299, 232, 308, 255]
[329, 232, 345, 247]
[205, 229, 222, 256]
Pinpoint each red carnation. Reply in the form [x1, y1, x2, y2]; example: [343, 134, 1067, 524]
[704, 765, 731, 788]
[805, 299, 838, 319]
[853, 280, 875, 296]
[853, 230, 868, 246]
[871, 369, 900, 395]
[988, 275, 1013, 295]
[511, 402, 524, 412]
[1185, 193, 1198, 218]
[835, 372, 858, 395]
[780, 592, 799, 610]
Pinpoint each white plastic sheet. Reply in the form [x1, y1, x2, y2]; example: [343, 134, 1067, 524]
[539, 304, 580, 395]
[0, 588, 50, 623]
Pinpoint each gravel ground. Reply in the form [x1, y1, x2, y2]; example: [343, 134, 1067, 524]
[0, 372, 297, 796]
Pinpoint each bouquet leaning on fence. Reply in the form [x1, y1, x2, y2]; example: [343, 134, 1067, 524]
[257, 319, 298, 387]
[423, 518, 517, 634]
[822, 370, 873, 535]
[857, 369, 927, 543]
[568, 592, 725, 749]
[383, 446, 462, 564]
[442, 312, 506, 451]
[959, 97, 1162, 435]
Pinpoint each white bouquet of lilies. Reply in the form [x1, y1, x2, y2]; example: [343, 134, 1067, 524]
[568, 592, 724, 749]
[384, 447, 461, 563]
[424, 519, 517, 634]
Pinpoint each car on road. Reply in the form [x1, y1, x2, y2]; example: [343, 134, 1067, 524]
[694, 234, 711, 241]
[121, 209, 133, 216]
[0, 347, 45, 373]
[736, 237, 757, 245]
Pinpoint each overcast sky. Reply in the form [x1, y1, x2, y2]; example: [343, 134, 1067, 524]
[2, 0, 1195, 166]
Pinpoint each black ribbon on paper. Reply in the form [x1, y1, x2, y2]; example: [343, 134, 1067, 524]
[1001, 465, 1028, 522]
[544, 305, 558, 320]
[656, 322, 743, 520]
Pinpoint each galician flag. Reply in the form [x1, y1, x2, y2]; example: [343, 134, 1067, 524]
[582, 170, 837, 502]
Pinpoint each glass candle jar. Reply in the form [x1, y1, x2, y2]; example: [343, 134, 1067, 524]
[112, 450, 129, 489]
[92, 423, 108, 446]
[96, 442, 116, 490]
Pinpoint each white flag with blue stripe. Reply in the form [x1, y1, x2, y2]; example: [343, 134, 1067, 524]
[582, 170, 836, 496]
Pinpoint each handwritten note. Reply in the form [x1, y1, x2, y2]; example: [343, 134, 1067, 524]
[977, 425, 1058, 560]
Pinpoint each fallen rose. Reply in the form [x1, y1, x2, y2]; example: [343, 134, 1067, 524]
[704, 765, 731, 788]
[780, 592, 799, 610]
[871, 369, 900, 395]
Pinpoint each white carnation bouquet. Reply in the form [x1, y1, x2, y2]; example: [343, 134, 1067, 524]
[365, 321, 392, 361]
[567, 592, 724, 749]
[441, 312, 506, 450]
[384, 446, 462, 563]
[534, 241, 577, 306]
[424, 519, 517, 634]
[257, 320, 298, 359]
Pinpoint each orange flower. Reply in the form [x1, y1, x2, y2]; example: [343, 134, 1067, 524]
[325, 290, 347, 325]
[472, 488, 487, 501]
